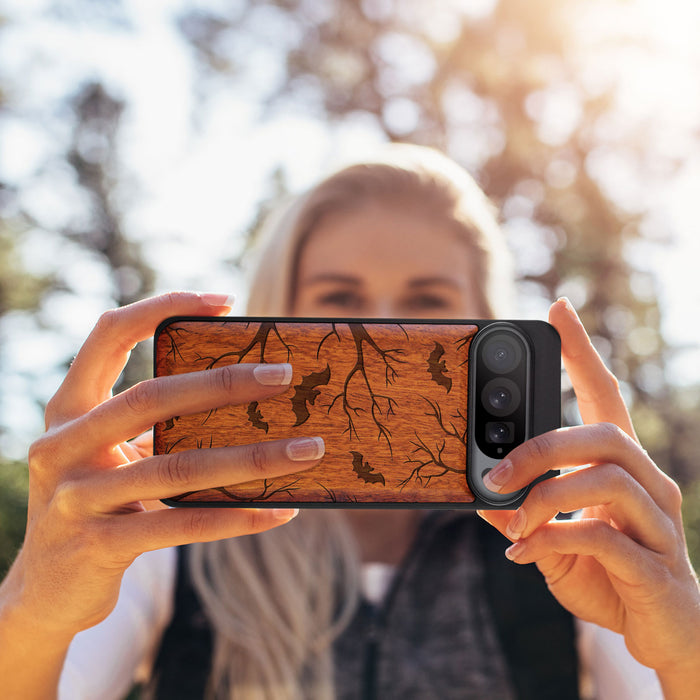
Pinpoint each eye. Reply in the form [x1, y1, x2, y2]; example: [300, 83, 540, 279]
[315, 290, 366, 311]
[403, 294, 451, 311]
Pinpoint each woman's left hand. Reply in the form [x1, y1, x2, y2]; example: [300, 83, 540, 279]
[478, 298, 700, 696]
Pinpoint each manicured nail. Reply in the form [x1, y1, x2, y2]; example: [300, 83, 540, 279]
[506, 509, 527, 540]
[286, 437, 325, 461]
[273, 508, 299, 521]
[557, 296, 578, 319]
[254, 363, 293, 386]
[505, 541, 527, 561]
[199, 293, 236, 309]
[483, 460, 512, 493]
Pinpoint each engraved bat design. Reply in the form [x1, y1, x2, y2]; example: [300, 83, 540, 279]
[350, 450, 386, 485]
[291, 364, 332, 426]
[162, 417, 179, 431]
[247, 401, 269, 433]
[427, 342, 452, 393]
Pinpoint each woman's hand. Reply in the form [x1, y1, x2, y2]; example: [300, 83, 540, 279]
[478, 298, 700, 696]
[0, 293, 324, 658]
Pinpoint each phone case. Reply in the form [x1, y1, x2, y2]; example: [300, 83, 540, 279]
[153, 317, 560, 509]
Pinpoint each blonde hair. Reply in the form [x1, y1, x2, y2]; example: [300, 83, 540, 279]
[246, 143, 514, 317]
[188, 144, 514, 699]
[188, 512, 360, 700]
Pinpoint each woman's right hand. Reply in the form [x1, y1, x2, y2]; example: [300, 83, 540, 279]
[1, 292, 324, 642]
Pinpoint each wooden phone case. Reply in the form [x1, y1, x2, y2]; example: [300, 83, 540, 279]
[153, 318, 560, 508]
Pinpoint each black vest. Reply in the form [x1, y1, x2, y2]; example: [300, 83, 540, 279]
[148, 513, 579, 699]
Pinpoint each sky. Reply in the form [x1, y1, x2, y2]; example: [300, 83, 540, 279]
[1, 0, 699, 457]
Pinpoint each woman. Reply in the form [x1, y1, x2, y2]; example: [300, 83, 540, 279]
[0, 145, 698, 699]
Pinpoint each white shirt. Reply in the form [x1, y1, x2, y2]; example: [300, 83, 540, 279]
[59, 548, 663, 700]
[59, 548, 176, 700]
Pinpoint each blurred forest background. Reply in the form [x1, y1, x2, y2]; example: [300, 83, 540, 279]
[1, 0, 700, 575]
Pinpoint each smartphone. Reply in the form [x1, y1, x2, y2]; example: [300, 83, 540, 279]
[153, 317, 560, 509]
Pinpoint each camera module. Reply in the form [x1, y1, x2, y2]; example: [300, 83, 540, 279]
[467, 320, 559, 507]
[469, 323, 531, 473]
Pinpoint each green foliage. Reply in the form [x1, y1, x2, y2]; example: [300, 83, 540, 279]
[682, 479, 700, 572]
[0, 224, 54, 315]
[0, 460, 28, 577]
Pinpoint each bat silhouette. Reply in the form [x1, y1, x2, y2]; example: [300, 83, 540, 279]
[350, 450, 386, 485]
[163, 417, 179, 431]
[427, 342, 452, 393]
[247, 401, 269, 433]
[291, 364, 331, 426]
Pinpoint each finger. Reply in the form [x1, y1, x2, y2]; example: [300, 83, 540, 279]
[476, 509, 516, 540]
[67, 362, 294, 455]
[127, 430, 153, 459]
[548, 298, 636, 439]
[108, 506, 301, 557]
[120, 431, 152, 461]
[47, 292, 235, 424]
[84, 437, 325, 508]
[504, 464, 676, 554]
[483, 423, 681, 515]
[120, 441, 144, 462]
[504, 518, 662, 587]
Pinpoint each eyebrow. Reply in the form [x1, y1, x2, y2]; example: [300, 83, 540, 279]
[302, 274, 462, 290]
[407, 277, 462, 290]
[302, 273, 362, 286]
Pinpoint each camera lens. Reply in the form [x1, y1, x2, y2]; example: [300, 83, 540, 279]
[486, 421, 514, 443]
[481, 378, 521, 417]
[482, 334, 522, 374]
[489, 387, 511, 411]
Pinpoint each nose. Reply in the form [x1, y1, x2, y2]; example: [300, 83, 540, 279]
[369, 300, 398, 319]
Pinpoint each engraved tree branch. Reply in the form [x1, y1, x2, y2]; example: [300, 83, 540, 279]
[157, 325, 196, 435]
[317, 324, 342, 358]
[193, 322, 294, 424]
[317, 482, 359, 503]
[399, 434, 463, 488]
[161, 325, 191, 363]
[198, 322, 294, 368]
[215, 477, 302, 502]
[400, 396, 467, 488]
[422, 396, 468, 445]
[456, 334, 472, 367]
[326, 324, 407, 453]
[398, 332, 472, 489]
[168, 477, 303, 503]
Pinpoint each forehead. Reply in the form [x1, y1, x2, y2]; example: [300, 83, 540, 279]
[298, 202, 471, 278]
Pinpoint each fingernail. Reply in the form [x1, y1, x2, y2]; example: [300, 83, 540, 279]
[505, 541, 527, 561]
[273, 508, 299, 521]
[286, 437, 325, 461]
[506, 509, 527, 540]
[557, 296, 578, 319]
[254, 363, 293, 386]
[483, 460, 512, 493]
[199, 293, 236, 309]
